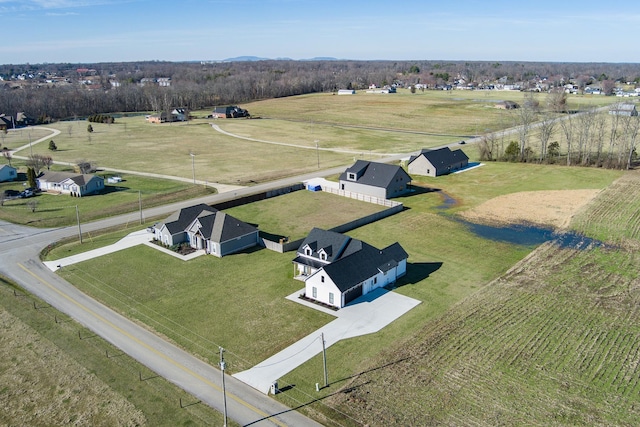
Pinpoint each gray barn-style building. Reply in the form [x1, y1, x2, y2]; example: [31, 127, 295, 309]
[408, 147, 469, 177]
[338, 160, 411, 199]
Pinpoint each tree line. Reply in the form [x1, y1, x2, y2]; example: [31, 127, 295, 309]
[2, 60, 640, 121]
[478, 91, 639, 169]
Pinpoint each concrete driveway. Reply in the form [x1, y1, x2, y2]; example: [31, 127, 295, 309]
[234, 287, 421, 394]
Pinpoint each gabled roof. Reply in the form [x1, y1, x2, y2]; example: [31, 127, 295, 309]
[321, 241, 408, 292]
[339, 160, 411, 189]
[162, 203, 218, 235]
[0, 164, 16, 172]
[297, 227, 362, 263]
[409, 147, 468, 167]
[195, 211, 258, 243]
[38, 171, 103, 186]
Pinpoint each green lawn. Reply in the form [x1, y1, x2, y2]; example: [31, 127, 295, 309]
[0, 277, 231, 426]
[0, 170, 214, 227]
[225, 190, 389, 241]
[50, 162, 622, 387]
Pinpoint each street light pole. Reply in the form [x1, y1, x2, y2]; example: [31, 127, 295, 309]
[314, 140, 319, 168]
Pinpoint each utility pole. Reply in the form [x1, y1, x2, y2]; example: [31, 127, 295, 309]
[75, 205, 82, 244]
[29, 129, 33, 157]
[138, 190, 143, 224]
[219, 347, 228, 427]
[322, 332, 328, 388]
[314, 140, 320, 168]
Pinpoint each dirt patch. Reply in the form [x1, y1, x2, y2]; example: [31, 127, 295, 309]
[459, 189, 601, 229]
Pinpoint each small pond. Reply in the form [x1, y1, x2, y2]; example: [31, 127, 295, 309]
[434, 190, 606, 249]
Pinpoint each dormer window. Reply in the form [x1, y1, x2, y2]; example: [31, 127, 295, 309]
[320, 251, 327, 261]
[347, 172, 357, 181]
[304, 246, 312, 256]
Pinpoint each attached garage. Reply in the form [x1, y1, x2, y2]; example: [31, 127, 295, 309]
[343, 283, 363, 305]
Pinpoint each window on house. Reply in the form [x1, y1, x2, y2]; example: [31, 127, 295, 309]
[312, 287, 317, 298]
[374, 277, 377, 284]
[321, 276, 325, 283]
[329, 293, 334, 304]
[348, 172, 356, 180]
[320, 252, 327, 261]
[305, 247, 312, 256]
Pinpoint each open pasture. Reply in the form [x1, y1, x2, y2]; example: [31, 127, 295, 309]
[49, 163, 622, 408]
[283, 169, 640, 426]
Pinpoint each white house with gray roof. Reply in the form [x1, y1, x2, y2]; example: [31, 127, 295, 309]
[155, 203, 259, 257]
[37, 171, 104, 196]
[293, 228, 408, 308]
[339, 160, 411, 199]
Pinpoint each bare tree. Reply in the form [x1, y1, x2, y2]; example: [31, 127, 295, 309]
[1, 147, 10, 166]
[559, 113, 574, 166]
[26, 154, 48, 175]
[26, 199, 38, 213]
[513, 93, 538, 161]
[537, 113, 557, 163]
[621, 114, 640, 170]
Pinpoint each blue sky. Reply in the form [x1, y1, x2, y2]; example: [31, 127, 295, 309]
[1, 0, 639, 64]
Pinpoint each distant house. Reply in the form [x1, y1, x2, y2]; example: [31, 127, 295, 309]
[147, 112, 169, 124]
[212, 106, 250, 118]
[171, 108, 188, 121]
[339, 160, 411, 199]
[293, 228, 408, 309]
[338, 89, 355, 95]
[0, 114, 14, 130]
[0, 164, 17, 182]
[609, 103, 638, 116]
[146, 109, 188, 123]
[495, 100, 519, 110]
[154, 203, 259, 257]
[37, 171, 104, 197]
[408, 147, 469, 177]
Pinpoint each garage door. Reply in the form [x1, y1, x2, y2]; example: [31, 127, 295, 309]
[344, 283, 363, 305]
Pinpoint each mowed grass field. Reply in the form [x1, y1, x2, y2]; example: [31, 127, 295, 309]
[298, 171, 640, 426]
[5, 89, 620, 191]
[46, 162, 627, 425]
[0, 171, 212, 227]
[4, 89, 630, 425]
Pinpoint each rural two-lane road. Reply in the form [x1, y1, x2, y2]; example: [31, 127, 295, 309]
[0, 177, 345, 426]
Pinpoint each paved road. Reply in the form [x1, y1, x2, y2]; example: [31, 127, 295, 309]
[0, 123, 482, 425]
[0, 188, 332, 426]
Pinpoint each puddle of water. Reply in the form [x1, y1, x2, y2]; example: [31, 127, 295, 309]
[458, 218, 606, 249]
[433, 190, 607, 249]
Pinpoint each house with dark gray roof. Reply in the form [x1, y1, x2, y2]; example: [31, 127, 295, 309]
[338, 160, 411, 199]
[155, 203, 259, 257]
[294, 228, 408, 308]
[36, 171, 104, 196]
[408, 147, 469, 177]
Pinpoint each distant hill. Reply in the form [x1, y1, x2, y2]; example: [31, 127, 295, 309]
[221, 56, 338, 62]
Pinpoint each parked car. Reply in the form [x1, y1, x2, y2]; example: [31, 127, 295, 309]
[3, 189, 21, 198]
[19, 189, 35, 198]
